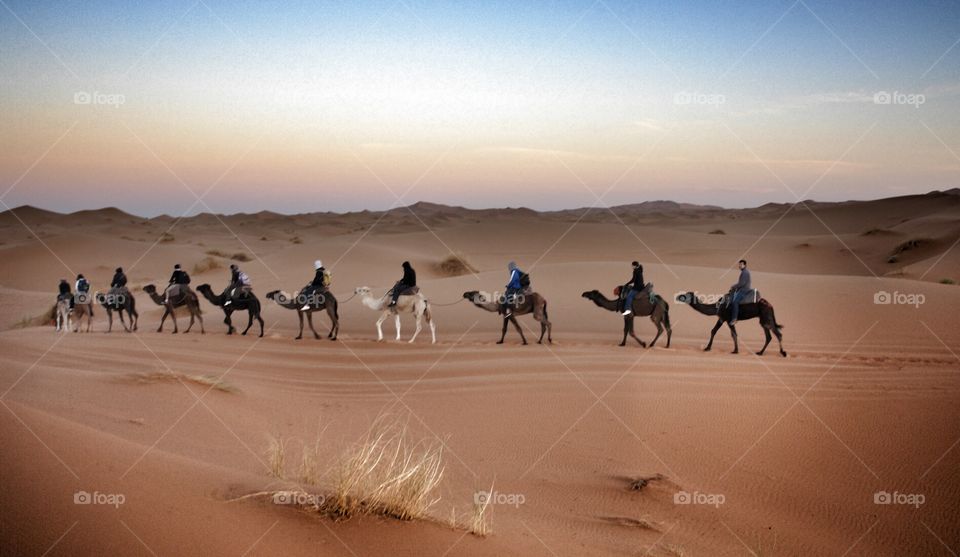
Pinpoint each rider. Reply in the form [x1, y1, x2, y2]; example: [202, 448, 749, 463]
[58, 279, 74, 309]
[501, 261, 525, 317]
[165, 264, 190, 302]
[75, 273, 91, 305]
[620, 261, 645, 316]
[225, 264, 251, 306]
[728, 259, 751, 325]
[388, 261, 416, 308]
[110, 267, 127, 290]
[301, 260, 329, 311]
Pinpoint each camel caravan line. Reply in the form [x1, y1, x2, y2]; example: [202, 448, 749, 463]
[48, 259, 786, 357]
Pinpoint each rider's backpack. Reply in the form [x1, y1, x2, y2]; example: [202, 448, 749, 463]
[518, 272, 531, 289]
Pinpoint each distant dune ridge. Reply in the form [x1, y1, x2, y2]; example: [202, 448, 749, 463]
[1, 188, 959, 555]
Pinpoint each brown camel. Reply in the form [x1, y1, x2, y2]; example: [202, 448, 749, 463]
[143, 284, 204, 334]
[95, 288, 138, 332]
[266, 289, 339, 340]
[197, 284, 264, 337]
[677, 291, 786, 356]
[462, 290, 551, 345]
[581, 289, 671, 348]
[71, 292, 95, 333]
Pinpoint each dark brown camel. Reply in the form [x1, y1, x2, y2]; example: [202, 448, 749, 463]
[462, 290, 552, 345]
[581, 289, 671, 348]
[95, 288, 138, 332]
[143, 284, 204, 334]
[266, 289, 339, 340]
[197, 284, 264, 337]
[677, 291, 785, 356]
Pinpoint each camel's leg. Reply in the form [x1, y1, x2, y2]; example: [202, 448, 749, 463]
[184, 310, 194, 333]
[537, 321, 546, 344]
[224, 309, 234, 335]
[408, 311, 422, 343]
[130, 309, 138, 331]
[428, 314, 436, 344]
[774, 327, 786, 357]
[497, 317, 509, 344]
[295, 311, 304, 339]
[326, 306, 338, 340]
[649, 316, 663, 348]
[758, 327, 772, 356]
[255, 313, 265, 338]
[627, 317, 646, 347]
[306, 312, 320, 339]
[197, 308, 204, 334]
[375, 313, 387, 341]
[394, 313, 401, 341]
[106, 309, 114, 333]
[704, 319, 723, 351]
[729, 323, 739, 354]
[511, 316, 527, 345]
[241, 310, 254, 335]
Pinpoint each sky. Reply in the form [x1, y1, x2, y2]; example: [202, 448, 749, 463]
[1, 0, 959, 216]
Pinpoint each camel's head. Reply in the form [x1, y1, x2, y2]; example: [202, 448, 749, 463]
[675, 291, 696, 305]
[581, 290, 601, 300]
[355, 286, 372, 296]
[265, 290, 279, 300]
[142, 284, 157, 294]
[196, 283, 212, 293]
[462, 290, 481, 302]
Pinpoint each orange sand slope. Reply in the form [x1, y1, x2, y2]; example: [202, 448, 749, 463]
[1, 192, 959, 556]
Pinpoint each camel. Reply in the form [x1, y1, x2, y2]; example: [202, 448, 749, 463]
[355, 286, 435, 344]
[462, 290, 551, 345]
[265, 288, 338, 340]
[581, 289, 671, 348]
[71, 292, 95, 333]
[197, 284, 264, 337]
[55, 297, 72, 332]
[143, 284, 204, 334]
[676, 291, 786, 357]
[96, 288, 138, 332]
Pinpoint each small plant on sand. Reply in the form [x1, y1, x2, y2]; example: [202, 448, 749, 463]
[128, 371, 236, 393]
[290, 236, 302, 244]
[267, 434, 288, 479]
[433, 253, 478, 277]
[467, 483, 493, 536]
[231, 252, 252, 262]
[708, 229, 725, 235]
[159, 232, 175, 243]
[205, 249, 228, 258]
[329, 418, 444, 521]
[940, 278, 956, 285]
[192, 257, 223, 274]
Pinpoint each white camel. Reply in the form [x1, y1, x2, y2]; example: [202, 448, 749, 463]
[355, 286, 436, 344]
[55, 298, 72, 332]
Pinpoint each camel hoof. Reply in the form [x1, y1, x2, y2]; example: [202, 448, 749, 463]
[703, 347, 711, 352]
[780, 351, 787, 357]
[619, 342, 626, 347]
[732, 350, 739, 354]
[496, 341, 504, 345]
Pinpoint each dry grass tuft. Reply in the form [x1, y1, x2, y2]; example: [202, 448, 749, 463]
[433, 253, 478, 277]
[205, 249, 228, 258]
[629, 473, 664, 491]
[940, 278, 956, 285]
[707, 229, 725, 235]
[267, 434, 288, 479]
[466, 483, 493, 537]
[159, 232, 175, 243]
[192, 257, 223, 274]
[128, 371, 236, 393]
[231, 252, 252, 262]
[329, 418, 445, 521]
[12, 306, 55, 329]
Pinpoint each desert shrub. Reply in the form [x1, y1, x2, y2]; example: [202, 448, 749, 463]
[433, 253, 477, 277]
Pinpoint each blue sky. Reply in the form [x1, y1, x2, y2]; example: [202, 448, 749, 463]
[1, 0, 959, 215]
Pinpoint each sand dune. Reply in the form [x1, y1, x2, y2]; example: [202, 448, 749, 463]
[1, 193, 959, 555]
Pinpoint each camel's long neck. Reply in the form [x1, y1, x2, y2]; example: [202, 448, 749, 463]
[688, 300, 719, 316]
[362, 296, 384, 311]
[147, 291, 166, 306]
[201, 290, 224, 306]
[471, 299, 499, 312]
[590, 295, 618, 312]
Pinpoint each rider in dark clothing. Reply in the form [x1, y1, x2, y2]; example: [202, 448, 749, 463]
[169, 264, 190, 285]
[621, 261, 645, 316]
[58, 279, 74, 309]
[388, 261, 416, 307]
[110, 267, 127, 289]
[75, 274, 90, 294]
[310, 260, 327, 288]
[728, 259, 751, 325]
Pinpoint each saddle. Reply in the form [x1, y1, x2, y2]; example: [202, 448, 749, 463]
[723, 289, 760, 307]
[391, 285, 420, 296]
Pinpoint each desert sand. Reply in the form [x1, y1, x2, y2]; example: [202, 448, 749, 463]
[1, 191, 959, 556]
